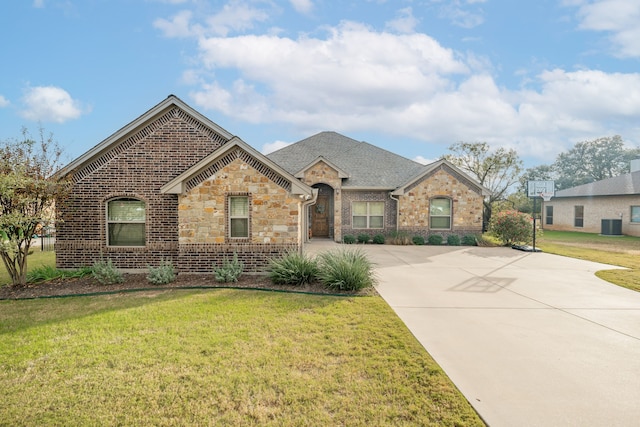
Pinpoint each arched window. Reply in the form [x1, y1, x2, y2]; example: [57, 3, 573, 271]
[430, 198, 451, 230]
[107, 198, 146, 246]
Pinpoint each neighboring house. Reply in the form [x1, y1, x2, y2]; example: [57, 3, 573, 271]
[266, 131, 490, 242]
[542, 162, 640, 237]
[56, 95, 489, 272]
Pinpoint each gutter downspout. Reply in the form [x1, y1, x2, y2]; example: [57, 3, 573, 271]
[390, 192, 400, 233]
[300, 189, 319, 252]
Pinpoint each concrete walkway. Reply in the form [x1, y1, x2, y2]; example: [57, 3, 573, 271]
[305, 241, 640, 426]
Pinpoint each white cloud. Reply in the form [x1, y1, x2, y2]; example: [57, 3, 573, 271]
[0, 95, 9, 108]
[435, 0, 485, 29]
[262, 140, 293, 154]
[20, 86, 86, 123]
[290, 0, 313, 15]
[385, 7, 419, 34]
[573, 0, 640, 58]
[156, 9, 640, 162]
[154, 1, 270, 38]
[33, 0, 44, 8]
[414, 155, 436, 165]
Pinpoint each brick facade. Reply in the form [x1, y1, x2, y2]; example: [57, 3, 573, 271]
[543, 196, 640, 237]
[341, 190, 397, 238]
[56, 104, 302, 273]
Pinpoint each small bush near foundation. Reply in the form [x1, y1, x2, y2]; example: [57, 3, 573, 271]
[372, 234, 385, 244]
[147, 260, 176, 285]
[268, 251, 318, 286]
[388, 231, 412, 245]
[447, 235, 461, 246]
[462, 235, 478, 246]
[428, 235, 443, 245]
[317, 248, 377, 292]
[343, 235, 356, 244]
[357, 234, 370, 244]
[92, 257, 124, 285]
[214, 252, 243, 283]
[412, 235, 425, 246]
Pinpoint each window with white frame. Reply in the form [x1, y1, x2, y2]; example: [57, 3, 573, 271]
[107, 198, 146, 246]
[631, 206, 640, 223]
[352, 201, 384, 229]
[229, 196, 249, 238]
[430, 198, 451, 229]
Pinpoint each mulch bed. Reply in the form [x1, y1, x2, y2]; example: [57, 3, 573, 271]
[0, 273, 373, 300]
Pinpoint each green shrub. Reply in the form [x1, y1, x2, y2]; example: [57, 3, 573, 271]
[412, 235, 425, 246]
[147, 260, 176, 285]
[462, 235, 478, 246]
[268, 251, 318, 286]
[387, 231, 412, 245]
[343, 235, 356, 244]
[316, 248, 377, 292]
[26, 265, 93, 283]
[214, 252, 244, 283]
[372, 234, 385, 244]
[447, 234, 461, 246]
[92, 257, 124, 285]
[489, 210, 533, 245]
[428, 234, 443, 245]
[357, 234, 370, 244]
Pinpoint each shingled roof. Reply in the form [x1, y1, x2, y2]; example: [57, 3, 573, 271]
[266, 131, 425, 189]
[555, 170, 640, 198]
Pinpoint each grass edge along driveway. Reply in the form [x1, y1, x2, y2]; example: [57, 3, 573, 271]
[0, 289, 484, 426]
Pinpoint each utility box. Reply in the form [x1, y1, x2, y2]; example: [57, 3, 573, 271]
[601, 219, 622, 236]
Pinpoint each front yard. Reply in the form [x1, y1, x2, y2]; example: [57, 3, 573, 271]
[0, 286, 483, 426]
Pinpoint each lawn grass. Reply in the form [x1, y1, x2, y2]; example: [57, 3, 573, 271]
[0, 290, 483, 426]
[538, 230, 640, 292]
[0, 249, 56, 286]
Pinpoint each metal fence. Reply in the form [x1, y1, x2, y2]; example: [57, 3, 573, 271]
[38, 227, 56, 252]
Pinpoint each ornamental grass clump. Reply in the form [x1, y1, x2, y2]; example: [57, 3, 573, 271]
[316, 248, 377, 292]
[489, 210, 533, 246]
[147, 260, 176, 285]
[268, 251, 318, 286]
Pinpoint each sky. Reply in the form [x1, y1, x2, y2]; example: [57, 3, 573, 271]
[1, 0, 639, 168]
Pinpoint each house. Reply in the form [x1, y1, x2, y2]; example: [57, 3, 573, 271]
[266, 132, 490, 242]
[56, 95, 489, 272]
[542, 161, 640, 237]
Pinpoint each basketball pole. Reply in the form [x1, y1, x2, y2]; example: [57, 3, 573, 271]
[532, 196, 537, 251]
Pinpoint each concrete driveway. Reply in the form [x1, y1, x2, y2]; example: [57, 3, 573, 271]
[306, 242, 640, 426]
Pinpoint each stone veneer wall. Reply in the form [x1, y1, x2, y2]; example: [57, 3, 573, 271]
[397, 165, 484, 238]
[56, 106, 228, 270]
[176, 157, 302, 272]
[301, 161, 343, 241]
[340, 190, 397, 238]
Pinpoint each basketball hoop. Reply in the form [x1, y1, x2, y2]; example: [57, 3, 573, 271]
[539, 192, 553, 202]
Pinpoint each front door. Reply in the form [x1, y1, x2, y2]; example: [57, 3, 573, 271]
[312, 195, 330, 238]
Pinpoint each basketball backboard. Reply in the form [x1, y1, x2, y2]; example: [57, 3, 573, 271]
[527, 180, 555, 198]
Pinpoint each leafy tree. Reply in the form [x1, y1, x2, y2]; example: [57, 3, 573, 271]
[445, 142, 523, 229]
[552, 136, 640, 189]
[0, 127, 70, 286]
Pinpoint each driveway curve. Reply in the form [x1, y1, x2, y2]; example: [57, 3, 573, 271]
[306, 242, 640, 427]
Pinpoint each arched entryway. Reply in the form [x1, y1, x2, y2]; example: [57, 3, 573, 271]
[311, 183, 334, 238]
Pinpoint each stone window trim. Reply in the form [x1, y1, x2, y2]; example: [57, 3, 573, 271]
[429, 197, 452, 230]
[351, 201, 385, 229]
[104, 194, 148, 247]
[226, 192, 252, 242]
